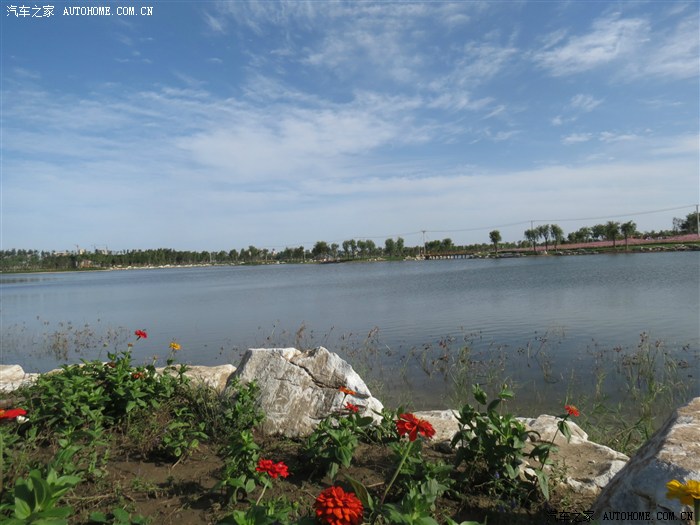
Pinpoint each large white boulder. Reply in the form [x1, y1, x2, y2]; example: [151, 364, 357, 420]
[0, 364, 40, 393]
[230, 346, 384, 437]
[592, 397, 700, 524]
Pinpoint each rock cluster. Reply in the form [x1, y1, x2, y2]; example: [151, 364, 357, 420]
[2, 348, 699, 518]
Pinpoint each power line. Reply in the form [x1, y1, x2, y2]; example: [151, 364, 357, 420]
[532, 204, 696, 223]
[263, 204, 697, 249]
[421, 205, 696, 236]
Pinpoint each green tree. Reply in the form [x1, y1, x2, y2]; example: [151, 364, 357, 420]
[550, 224, 564, 251]
[384, 238, 396, 257]
[524, 229, 539, 254]
[569, 226, 592, 243]
[312, 241, 330, 259]
[672, 211, 699, 234]
[620, 220, 637, 250]
[489, 230, 501, 255]
[591, 224, 606, 241]
[605, 221, 621, 248]
[396, 237, 405, 256]
[537, 224, 551, 252]
[365, 239, 377, 256]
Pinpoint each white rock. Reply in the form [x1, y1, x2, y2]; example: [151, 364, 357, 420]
[231, 346, 384, 437]
[592, 397, 700, 524]
[0, 364, 40, 392]
[157, 364, 236, 393]
[413, 409, 460, 443]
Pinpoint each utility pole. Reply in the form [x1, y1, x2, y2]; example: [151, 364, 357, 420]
[421, 230, 426, 257]
[696, 204, 699, 238]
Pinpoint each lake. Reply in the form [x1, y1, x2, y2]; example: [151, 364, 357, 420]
[2, 252, 698, 413]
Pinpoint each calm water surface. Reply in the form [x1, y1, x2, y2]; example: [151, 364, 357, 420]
[2, 252, 698, 411]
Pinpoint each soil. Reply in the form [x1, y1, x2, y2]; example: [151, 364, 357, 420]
[67, 431, 598, 525]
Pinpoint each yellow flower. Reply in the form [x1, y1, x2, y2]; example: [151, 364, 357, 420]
[667, 479, 700, 506]
[169, 341, 181, 351]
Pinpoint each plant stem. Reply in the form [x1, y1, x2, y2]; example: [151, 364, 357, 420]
[380, 440, 413, 506]
[255, 482, 268, 505]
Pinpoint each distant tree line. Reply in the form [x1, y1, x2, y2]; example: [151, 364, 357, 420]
[1, 212, 697, 272]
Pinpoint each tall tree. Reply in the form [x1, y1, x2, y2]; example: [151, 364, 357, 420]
[312, 241, 330, 258]
[550, 224, 564, 250]
[384, 238, 396, 257]
[591, 224, 606, 241]
[524, 228, 539, 254]
[396, 237, 405, 256]
[620, 221, 637, 250]
[537, 224, 551, 251]
[489, 230, 501, 255]
[605, 221, 621, 248]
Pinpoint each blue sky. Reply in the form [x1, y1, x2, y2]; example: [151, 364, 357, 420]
[2, 1, 698, 252]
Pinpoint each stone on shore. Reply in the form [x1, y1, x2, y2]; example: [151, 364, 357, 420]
[0, 365, 40, 393]
[591, 397, 700, 524]
[413, 409, 628, 497]
[230, 346, 384, 437]
[156, 364, 236, 393]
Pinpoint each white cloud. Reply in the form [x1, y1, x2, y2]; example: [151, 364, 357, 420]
[570, 94, 603, 112]
[599, 131, 638, 143]
[533, 15, 649, 76]
[642, 17, 699, 80]
[562, 133, 593, 145]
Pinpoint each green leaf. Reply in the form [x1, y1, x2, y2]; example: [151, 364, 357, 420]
[472, 385, 487, 405]
[535, 468, 550, 501]
[415, 517, 440, 525]
[343, 474, 375, 511]
[499, 387, 515, 400]
[32, 476, 51, 509]
[14, 496, 32, 519]
[88, 511, 109, 523]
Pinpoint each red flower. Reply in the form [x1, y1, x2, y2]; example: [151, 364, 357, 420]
[345, 402, 359, 413]
[0, 408, 27, 420]
[131, 372, 144, 380]
[396, 413, 436, 442]
[256, 459, 289, 479]
[338, 386, 356, 396]
[314, 486, 364, 525]
[134, 329, 148, 340]
[565, 405, 580, 417]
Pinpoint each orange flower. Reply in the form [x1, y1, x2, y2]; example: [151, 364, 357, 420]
[338, 386, 356, 396]
[345, 402, 359, 413]
[255, 459, 289, 479]
[396, 413, 436, 442]
[131, 372, 144, 380]
[314, 486, 364, 525]
[0, 408, 27, 420]
[565, 405, 580, 417]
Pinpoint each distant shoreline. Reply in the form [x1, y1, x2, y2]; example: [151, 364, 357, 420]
[1, 235, 698, 275]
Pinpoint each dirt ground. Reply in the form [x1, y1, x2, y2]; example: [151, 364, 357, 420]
[68, 432, 598, 525]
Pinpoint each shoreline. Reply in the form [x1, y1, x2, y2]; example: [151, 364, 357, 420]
[1, 236, 698, 275]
